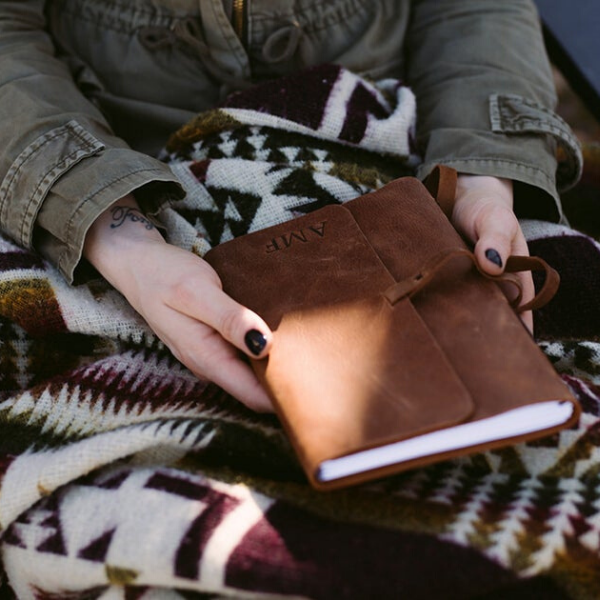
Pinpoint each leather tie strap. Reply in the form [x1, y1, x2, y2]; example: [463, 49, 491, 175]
[424, 165, 458, 219]
[504, 255, 560, 312]
[384, 247, 560, 314]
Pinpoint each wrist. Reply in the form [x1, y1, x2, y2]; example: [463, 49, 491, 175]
[456, 174, 513, 203]
[84, 195, 165, 287]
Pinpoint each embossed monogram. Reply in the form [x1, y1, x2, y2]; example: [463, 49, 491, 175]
[265, 221, 327, 253]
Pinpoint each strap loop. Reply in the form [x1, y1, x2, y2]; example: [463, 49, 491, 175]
[504, 255, 559, 312]
[423, 165, 458, 219]
[384, 247, 559, 313]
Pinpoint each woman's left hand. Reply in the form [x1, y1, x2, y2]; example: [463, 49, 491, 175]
[450, 174, 534, 333]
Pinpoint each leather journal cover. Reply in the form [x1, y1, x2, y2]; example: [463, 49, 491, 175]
[204, 173, 580, 490]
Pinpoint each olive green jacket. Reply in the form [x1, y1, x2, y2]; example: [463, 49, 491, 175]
[0, 0, 581, 282]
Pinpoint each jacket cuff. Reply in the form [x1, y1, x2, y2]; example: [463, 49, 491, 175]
[0, 120, 104, 248]
[38, 156, 184, 283]
[416, 94, 582, 224]
[0, 119, 185, 283]
[417, 151, 563, 222]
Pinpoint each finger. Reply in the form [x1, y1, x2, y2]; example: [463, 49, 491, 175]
[513, 229, 535, 334]
[480, 223, 535, 334]
[472, 203, 521, 276]
[496, 271, 534, 333]
[162, 316, 274, 412]
[164, 265, 273, 360]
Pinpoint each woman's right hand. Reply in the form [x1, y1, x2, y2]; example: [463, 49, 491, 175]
[83, 195, 274, 412]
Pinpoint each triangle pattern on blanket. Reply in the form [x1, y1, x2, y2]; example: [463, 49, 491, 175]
[37, 531, 66, 557]
[78, 527, 116, 562]
[177, 186, 263, 245]
[272, 169, 341, 215]
[8, 495, 69, 557]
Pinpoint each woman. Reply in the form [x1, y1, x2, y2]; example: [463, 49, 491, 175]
[0, 0, 580, 410]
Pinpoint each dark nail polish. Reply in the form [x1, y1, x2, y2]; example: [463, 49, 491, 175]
[245, 329, 267, 356]
[485, 248, 503, 268]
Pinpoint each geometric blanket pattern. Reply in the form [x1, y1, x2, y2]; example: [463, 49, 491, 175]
[0, 65, 600, 599]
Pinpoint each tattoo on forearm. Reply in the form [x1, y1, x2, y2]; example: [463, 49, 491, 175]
[110, 206, 155, 230]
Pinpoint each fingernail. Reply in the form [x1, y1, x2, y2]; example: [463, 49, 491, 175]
[485, 248, 503, 268]
[245, 329, 267, 356]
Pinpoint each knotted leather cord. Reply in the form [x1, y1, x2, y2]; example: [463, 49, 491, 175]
[505, 254, 560, 312]
[417, 165, 560, 313]
[384, 247, 560, 314]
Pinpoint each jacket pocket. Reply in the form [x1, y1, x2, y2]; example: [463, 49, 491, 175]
[489, 94, 582, 192]
[0, 121, 105, 249]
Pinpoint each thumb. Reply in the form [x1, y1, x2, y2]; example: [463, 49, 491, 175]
[471, 202, 522, 276]
[471, 203, 534, 333]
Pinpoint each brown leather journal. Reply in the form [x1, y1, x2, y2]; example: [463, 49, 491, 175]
[204, 169, 580, 490]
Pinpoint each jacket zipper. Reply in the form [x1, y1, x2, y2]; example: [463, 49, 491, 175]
[233, 0, 247, 46]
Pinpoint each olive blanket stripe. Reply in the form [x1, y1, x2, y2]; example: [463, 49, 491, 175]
[0, 65, 599, 599]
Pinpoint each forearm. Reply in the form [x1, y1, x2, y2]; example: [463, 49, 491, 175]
[405, 0, 580, 218]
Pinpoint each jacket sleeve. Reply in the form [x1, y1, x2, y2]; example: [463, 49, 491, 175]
[0, 1, 184, 283]
[405, 0, 582, 221]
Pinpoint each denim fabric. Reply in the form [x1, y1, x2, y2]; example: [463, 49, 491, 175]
[0, 0, 580, 282]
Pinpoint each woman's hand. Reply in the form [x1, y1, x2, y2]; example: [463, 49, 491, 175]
[84, 195, 274, 412]
[451, 174, 534, 332]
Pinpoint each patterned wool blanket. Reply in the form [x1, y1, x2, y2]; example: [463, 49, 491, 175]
[1, 64, 600, 600]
